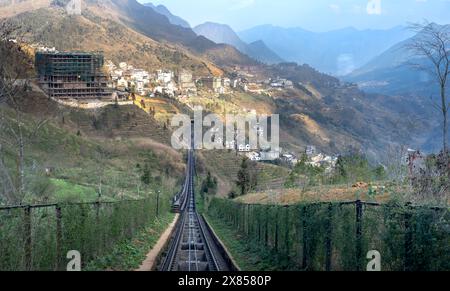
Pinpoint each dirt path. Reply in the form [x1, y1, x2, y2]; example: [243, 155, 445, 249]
[136, 214, 179, 271]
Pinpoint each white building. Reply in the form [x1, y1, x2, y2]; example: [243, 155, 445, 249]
[117, 77, 128, 89]
[157, 70, 174, 84]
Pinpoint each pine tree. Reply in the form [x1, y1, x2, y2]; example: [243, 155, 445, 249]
[236, 157, 251, 196]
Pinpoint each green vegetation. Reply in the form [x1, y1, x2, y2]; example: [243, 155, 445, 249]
[333, 154, 386, 184]
[50, 179, 98, 202]
[200, 172, 218, 196]
[0, 195, 172, 271]
[236, 157, 256, 197]
[208, 198, 450, 271]
[0, 93, 183, 270]
[285, 155, 326, 188]
[85, 212, 175, 271]
[205, 214, 284, 271]
[0, 104, 183, 205]
[284, 153, 387, 192]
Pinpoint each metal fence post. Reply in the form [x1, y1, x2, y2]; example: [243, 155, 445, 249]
[258, 205, 262, 243]
[265, 206, 269, 247]
[23, 206, 32, 271]
[404, 203, 413, 271]
[355, 200, 363, 271]
[284, 206, 290, 255]
[302, 205, 308, 270]
[246, 204, 250, 236]
[95, 201, 100, 222]
[274, 207, 279, 251]
[55, 205, 62, 271]
[325, 203, 333, 271]
[156, 191, 160, 218]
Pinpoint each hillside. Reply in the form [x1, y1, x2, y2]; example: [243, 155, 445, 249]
[96, 0, 255, 67]
[343, 24, 450, 152]
[0, 0, 440, 158]
[2, 0, 254, 75]
[0, 0, 51, 18]
[194, 22, 283, 65]
[345, 24, 450, 97]
[0, 91, 185, 205]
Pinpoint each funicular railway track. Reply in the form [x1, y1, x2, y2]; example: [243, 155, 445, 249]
[160, 150, 233, 271]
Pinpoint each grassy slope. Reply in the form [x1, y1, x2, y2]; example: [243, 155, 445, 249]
[204, 212, 299, 271]
[85, 212, 175, 271]
[0, 93, 185, 204]
[197, 150, 290, 197]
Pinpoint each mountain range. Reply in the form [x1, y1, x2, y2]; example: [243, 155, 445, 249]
[193, 22, 284, 65]
[239, 25, 413, 76]
[344, 24, 450, 98]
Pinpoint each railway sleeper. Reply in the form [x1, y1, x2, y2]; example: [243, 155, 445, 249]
[181, 242, 204, 250]
[178, 261, 210, 272]
[179, 251, 207, 261]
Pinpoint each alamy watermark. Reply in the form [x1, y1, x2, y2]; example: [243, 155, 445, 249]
[366, 250, 381, 271]
[66, 250, 81, 271]
[170, 110, 280, 161]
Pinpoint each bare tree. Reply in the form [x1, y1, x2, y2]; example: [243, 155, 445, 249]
[406, 22, 449, 152]
[0, 21, 49, 204]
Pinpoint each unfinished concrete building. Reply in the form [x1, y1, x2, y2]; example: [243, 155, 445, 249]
[36, 51, 112, 100]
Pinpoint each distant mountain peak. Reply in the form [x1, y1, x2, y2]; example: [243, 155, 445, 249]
[194, 22, 283, 65]
[143, 2, 191, 28]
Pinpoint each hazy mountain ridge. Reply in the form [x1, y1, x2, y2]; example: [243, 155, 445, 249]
[143, 2, 190, 28]
[194, 22, 283, 65]
[345, 24, 450, 97]
[239, 24, 413, 75]
[341, 23, 450, 153]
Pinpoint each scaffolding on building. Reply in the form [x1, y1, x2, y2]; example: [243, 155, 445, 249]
[36, 51, 112, 100]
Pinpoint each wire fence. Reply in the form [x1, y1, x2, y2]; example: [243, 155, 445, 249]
[208, 199, 450, 271]
[0, 195, 169, 271]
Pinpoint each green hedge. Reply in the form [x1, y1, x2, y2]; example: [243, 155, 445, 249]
[0, 195, 170, 271]
[208, 198, 450, 271]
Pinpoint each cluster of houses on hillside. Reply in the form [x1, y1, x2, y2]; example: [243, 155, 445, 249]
[105, 59, 297, 100]
[231, 66, 295, 94]
[30, 41, 297, 103]
[106, 60, 240, 98]
[236, 132, 338, 172]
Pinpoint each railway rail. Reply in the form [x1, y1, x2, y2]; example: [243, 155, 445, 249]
[160, 150, 235, 271]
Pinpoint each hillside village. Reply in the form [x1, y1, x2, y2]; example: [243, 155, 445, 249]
[21, 35, 438, 192]
[20, 34, 432, 178]
[29, 42, 339, 170]
[106, 60, 296, 99]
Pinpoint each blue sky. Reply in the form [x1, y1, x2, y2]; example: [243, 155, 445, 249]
[138, 0, 450, 32]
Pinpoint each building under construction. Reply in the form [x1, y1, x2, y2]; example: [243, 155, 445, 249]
[36, 51, 112, 100]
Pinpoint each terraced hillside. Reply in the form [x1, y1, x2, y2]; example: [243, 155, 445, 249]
[0, 90, 184, 205]
[197, 150, 290, 197]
